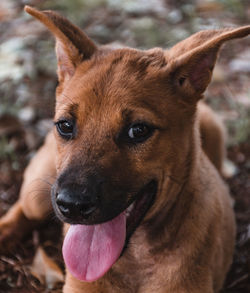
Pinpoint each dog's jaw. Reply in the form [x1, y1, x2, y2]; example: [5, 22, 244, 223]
[124, 180, 157, 247]
[62, 180, 157, 282]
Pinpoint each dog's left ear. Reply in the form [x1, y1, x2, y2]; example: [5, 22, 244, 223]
[25, 6, 97, 85]
[167, 26, 250, 99]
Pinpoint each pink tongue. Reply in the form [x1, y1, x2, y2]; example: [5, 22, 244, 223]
[62, 212, 126, 282]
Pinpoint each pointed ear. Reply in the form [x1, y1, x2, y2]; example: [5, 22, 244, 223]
[167, 26, 250, 98]
[25, 6, 97, 84]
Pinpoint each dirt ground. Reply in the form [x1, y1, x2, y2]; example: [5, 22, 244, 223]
[0, 0, 249, 292]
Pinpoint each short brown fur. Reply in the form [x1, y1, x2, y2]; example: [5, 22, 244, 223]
[0, 6, 250, 293]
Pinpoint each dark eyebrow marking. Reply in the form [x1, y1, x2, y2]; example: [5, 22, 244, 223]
[68, 103, 79, 119]
[121, 109, 133, 125]
[122, 99, 165, 121]
[54, 102, 79, 124]
[55, 102, 79, 121]
[93, 87, 99, 98]
[105, 54, 124, 78]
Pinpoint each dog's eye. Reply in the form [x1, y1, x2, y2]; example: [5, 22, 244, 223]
[55, 120, 74, 140]
[127, 123, 153, 143]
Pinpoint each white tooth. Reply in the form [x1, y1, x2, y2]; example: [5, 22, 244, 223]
[127, 202, 135, 213]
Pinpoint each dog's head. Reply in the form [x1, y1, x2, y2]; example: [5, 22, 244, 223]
[25, 6, 250, 282]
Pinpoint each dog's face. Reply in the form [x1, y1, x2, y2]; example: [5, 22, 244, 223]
[52, 48, 195, 230]
[25, 6, 250, 282]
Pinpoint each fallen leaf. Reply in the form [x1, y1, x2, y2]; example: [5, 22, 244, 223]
[30, 246, 64, 289]
[223, 159, 238, 178]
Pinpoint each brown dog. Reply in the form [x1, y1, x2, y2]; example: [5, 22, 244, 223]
[1, 6, 250, 293]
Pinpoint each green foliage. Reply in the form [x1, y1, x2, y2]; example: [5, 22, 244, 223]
[0, 88, 21, 117]
[218, 0, 245, 18]
[0, 136, 19, 170]
[41, 0, 107, 25]
[226, 96, 250, 146]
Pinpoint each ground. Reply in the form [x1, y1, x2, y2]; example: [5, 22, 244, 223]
[0, 0, 249, 292]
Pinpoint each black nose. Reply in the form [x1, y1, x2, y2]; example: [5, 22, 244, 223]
[56, 188, 97, 220]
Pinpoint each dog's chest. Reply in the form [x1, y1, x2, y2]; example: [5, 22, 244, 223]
[104, 260, 155, 293]
[100, 237, 163, 292]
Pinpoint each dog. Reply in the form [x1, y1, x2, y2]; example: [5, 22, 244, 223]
[0, 6, 250, 293]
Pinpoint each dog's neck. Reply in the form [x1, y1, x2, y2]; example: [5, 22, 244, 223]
[131, 117, 202, 253]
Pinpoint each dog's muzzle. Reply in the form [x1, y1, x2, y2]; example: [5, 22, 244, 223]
[56, 187, 97, 220]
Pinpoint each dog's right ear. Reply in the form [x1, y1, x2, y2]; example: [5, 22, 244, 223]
[166, 26, 250, 100]
[25, 6, 97, 84]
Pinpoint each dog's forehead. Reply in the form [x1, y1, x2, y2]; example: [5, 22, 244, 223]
[56, 48, 169, 120]
[85, 48, 167, 92]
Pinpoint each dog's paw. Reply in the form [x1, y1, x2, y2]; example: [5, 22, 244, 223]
[0, 204, 36, 254]
[0, 218, 21, 253]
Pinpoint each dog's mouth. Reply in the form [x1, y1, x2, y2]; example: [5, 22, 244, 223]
[62, 180, 157, 283]
[125, 180, 157, 245]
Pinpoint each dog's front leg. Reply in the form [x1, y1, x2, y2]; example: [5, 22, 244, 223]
[158, 283, 214, 293]
[63, 271, 103, 293]
[0, 132, 56, 252]
[63, 277, 214, 293]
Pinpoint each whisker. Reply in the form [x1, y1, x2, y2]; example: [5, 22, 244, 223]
[61, 93, 75, 105]
[38, 178, 54, 187]
[46, 211, 60, 222]
[28, 189, 51, 201]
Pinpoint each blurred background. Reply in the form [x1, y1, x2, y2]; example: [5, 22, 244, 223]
[0, 0, 249, 292]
